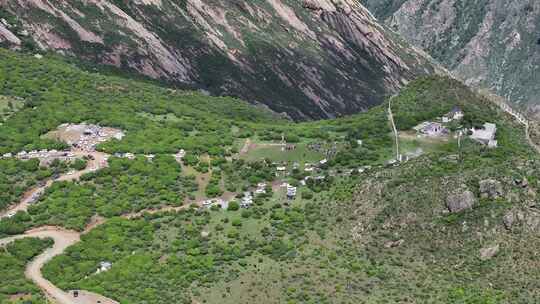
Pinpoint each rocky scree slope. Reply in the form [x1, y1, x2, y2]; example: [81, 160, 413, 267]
[0, 0, 437, 119]
[361, 0, 540, 109]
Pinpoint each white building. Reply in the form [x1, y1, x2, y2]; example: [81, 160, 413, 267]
[443, 106, 464, 123]
[286, 185, 297, 199]
[241, 192, 253, 208]
[470, 123, 497, 148]
[175, 149, 186, 159]
[97, 261, 112, 273]
[416, 122, 448, 136]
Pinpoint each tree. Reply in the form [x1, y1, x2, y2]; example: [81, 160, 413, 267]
[301, 190, 314, 200]
[227, 201, 240, 211]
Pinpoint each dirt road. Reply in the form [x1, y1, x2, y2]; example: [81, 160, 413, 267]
[0, 148, 238, 304]
[0, 227, 119, 304]
[0, 152, 109, 219]
[0, 189, 232, 304]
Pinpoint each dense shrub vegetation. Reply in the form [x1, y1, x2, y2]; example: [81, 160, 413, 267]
[0, 158, 68, 211]
[1, 48, 539, 303]
[0, 237, 53, 304]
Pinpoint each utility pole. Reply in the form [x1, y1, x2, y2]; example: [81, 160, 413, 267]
[388, 96, 400, 161]
[457, 130, 463, 165]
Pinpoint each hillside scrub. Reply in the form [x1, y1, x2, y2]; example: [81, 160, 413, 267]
[0, 158, 69, 211]
[1, 49, 538, 303]
[0, 237, 53, 303]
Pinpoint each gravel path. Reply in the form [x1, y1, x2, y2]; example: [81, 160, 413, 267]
[0, 227, 118, 304]
[0, 152, 109, 220]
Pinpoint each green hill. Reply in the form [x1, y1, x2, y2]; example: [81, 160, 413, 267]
[1, 49, 539, 303]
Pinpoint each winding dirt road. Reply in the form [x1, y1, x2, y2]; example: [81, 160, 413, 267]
[0, 152, 109, 220]
[0, 148, 230, 303]
[0, 195, 218, 304]
[0, 227, 118, 304]
[0, 151, 118, 303]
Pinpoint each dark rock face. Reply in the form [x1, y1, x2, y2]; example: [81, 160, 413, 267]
[446, 190, 476, 213]
[0, 0, 437, 120]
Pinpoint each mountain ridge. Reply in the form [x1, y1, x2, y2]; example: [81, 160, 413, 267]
[0, 0, 438, 119]
[361, 0, 540, 110]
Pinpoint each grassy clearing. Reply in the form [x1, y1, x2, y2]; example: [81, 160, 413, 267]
[241, 142, 324, 163]
[0, 96, 24, 121]
[181, 164, 211, 202]
[137, 112, 184, 123]
[399, 131, 458, 156]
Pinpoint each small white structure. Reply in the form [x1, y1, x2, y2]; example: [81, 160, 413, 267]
[443, 106, 464, 123]
[286, 185, 297, 199]
[97, 261, 112, 273]
[319, 159, 328, 165]
[144, 154, 155, 161]
[255, 182, 267, 195]
[113, 132, 125, 140]
[241, 192, 253, 208]
[276, 166, 287, 171]
[470, 123, 497, 148]
[175, 149, 186, 159]
[416, 122, 448, 136]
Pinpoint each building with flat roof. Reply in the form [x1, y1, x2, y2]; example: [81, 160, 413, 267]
[470, 123, 497, 148]
[443, 106, 464, 122]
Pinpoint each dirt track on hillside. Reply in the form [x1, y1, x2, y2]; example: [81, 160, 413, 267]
[0, 227, 118, 304]
[0, 152, 108, 220]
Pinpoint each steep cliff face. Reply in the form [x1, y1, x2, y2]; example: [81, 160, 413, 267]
[361, 0, 540, 107]
[0, 0, 437, 119]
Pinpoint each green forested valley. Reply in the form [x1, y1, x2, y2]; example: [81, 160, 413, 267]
[1, 48, 540, 304]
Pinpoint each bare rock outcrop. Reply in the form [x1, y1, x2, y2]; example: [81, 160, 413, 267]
[479, 179, 503, 199]
[446, 190, 476, 213]
[479, 244, 500, 261]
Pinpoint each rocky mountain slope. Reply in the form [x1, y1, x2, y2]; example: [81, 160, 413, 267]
[0, 0, 438, 119]
[361, 0, 540, 108]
